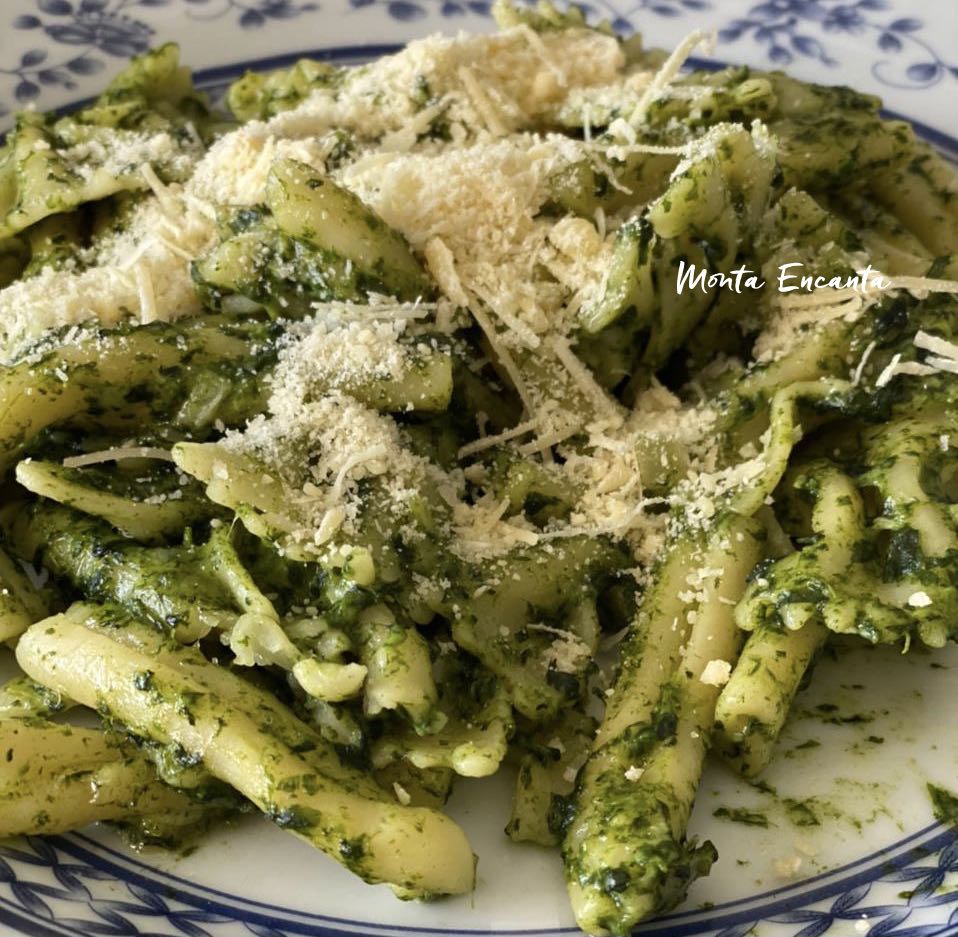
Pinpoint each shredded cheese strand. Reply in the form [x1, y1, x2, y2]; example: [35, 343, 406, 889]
[458, 418, 539, 458]
[626, 29, 715, 126]
[63, 447, 175, 468]
[915, 329, 958, 360]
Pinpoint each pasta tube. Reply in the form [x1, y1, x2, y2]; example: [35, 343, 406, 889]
[17, 604, 475, 898]
[0, 718, 217, 840]
[715, 463, 862, 775]
[562, 514, 763, 936]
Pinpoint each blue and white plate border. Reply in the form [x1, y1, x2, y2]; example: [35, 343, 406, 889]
[3, 0, 958, 130]
[2, 1, 958, 934]
[1, 819, 958, 936]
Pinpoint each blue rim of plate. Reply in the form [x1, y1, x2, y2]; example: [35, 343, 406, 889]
[0, 44, 956, 937]
[44, 820, 956, 934]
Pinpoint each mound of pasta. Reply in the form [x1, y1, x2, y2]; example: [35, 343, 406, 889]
[0, 3, 956, 933]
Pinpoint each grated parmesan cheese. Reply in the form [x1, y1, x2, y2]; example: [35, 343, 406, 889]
[0, 179, 216, 357]
[0, 27, 629, 355]
[699, 659, 732, 687]
[8, 22, 949, 667]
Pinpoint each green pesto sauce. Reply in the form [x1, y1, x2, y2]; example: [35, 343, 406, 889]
[712, 806, 770, 828]
[928, 784, 958, 827]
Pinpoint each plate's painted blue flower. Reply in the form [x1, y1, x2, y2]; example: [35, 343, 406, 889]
[821, 4, 865, 33]
[717, 0, 956, 87]
[42, 12, 154, 56]
[183, 0, 319, 26]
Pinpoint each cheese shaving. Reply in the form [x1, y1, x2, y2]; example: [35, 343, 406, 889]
[63, 447, 175, 468]
[458, 65, 510, 137]
[915, 329, 958, 360]
[468, 302, 535, 415]
[140, 162, 181, 222]
[907, 591, 932, 608]
[134, 263, 158, 325]
[699, 659, 732, 687]
[457, 418, 539, 458]
[546, 334, 622, 425]
[852, 340, 876, 386]
[626, 29, 716, 127]
[424, 237, 470, 308]
[885, 276, 958, 299]
[924, 355, 958, 375]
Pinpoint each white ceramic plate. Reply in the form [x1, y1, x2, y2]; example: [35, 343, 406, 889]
[1, 2, 957, 935]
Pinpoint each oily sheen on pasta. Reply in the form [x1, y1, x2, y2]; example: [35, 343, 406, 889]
[0, 2, 957, 933]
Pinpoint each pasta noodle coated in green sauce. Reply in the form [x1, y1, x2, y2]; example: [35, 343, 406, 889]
[0, 3, 957, 932]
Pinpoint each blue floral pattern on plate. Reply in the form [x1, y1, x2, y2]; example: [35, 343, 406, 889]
[345, 0, 709, 41]
[718, 0, 958, 88]
[4, 0, 158, 108]
[1, 0, 319, 113]
[4, 0, 957, 112]
[1, 3, 958, 936]
[184, 0, 320, 31]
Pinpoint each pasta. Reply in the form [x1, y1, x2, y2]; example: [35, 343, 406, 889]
[0, 2, 956, 933]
